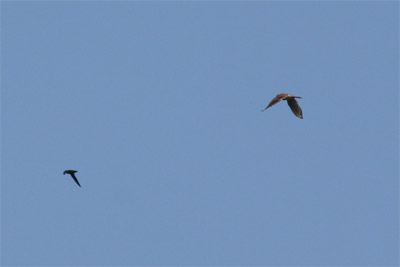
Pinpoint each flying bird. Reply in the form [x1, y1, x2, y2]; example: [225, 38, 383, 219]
[261, 93, 303, 119]
[63, 170, 81, 187]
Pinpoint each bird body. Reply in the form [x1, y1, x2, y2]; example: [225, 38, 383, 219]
[63, 170, 81, 187]
[262, 93, 303, 119]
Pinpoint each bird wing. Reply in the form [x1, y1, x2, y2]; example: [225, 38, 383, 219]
[287, 98, 303, 119]
[261, 95, 285, 112]
[70, 173, 81, 187]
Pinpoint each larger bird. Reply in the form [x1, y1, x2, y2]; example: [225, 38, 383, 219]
[63, 170, 81, 187]
[261, 93, 303, 119]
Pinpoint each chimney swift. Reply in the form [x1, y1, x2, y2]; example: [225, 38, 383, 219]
[261, 93, 303, 119]
[63, 170, 81, 187]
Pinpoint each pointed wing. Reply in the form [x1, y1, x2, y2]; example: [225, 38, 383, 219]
[70, 173, 81, 187]
[287, 98, 303, 119]
[261, 95, 285, 112]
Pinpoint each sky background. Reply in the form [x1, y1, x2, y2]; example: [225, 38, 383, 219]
[1, 1, 399, 266]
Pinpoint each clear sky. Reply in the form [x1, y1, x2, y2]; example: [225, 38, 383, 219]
[1, 1, 399, 266]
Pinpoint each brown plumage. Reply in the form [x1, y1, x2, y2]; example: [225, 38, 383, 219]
[261, 93, 303, 119]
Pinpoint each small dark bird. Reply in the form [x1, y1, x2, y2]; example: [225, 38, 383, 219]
[63, 170, 81, 187]
[261, 93, 303, 119]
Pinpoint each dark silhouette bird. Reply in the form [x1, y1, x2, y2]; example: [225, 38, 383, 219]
[261, 93, 303, 119]
[63, 170, 81, 187]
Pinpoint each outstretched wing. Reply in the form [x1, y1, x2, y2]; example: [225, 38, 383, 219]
[261, 94, 286, 112]
[287, 98, 303, 119]
[70, 173, 81, 187]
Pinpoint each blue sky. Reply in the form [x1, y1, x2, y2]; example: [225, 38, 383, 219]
[1, 1, 399, 266]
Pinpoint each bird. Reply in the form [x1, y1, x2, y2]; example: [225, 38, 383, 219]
[261, 93, 303, 119]
[63, 170, 81, 187]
